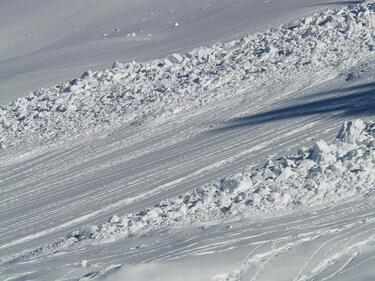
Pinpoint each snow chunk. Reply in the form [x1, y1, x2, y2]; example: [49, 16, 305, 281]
[337, 119, 366, 143]
[220, 178, 240, 194]
[167, 53, 184, 64]
[108, 215, 121, 224]
[311, 140, 335, 164]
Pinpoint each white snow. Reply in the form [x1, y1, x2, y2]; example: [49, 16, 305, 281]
[1, 1, 374, 155]
[1, 0, 355, 104]
[5, 119, 375, 265]
[1, 1, 375, 281]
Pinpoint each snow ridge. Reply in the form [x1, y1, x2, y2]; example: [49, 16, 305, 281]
[1, 1, 375, 152]
[4, 119, 375, 263]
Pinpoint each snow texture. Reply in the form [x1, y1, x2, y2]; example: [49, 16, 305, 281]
[5, 119, 375, 263]
[1, 1, 375, 153]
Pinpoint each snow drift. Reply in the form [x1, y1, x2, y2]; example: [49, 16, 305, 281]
[1, 1, 375, 153]
[4, 119, 375, 263]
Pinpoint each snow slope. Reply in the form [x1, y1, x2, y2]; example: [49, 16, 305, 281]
[108, 196, 375, 281]
[1, 1, 375, 281]
[4, 119, 375, 264]
[0, 0, 364, 104]
[1, 0, 374, 153]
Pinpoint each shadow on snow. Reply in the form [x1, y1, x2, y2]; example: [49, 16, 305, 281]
[216, 82, 375, 132]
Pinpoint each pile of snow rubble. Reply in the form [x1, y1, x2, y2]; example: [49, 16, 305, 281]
[1, 1, 375, 151]
[75, 120, 375, 241]
[7, 119, 374, 261]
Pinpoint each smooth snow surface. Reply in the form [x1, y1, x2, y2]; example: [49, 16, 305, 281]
[1, 1, 375, 281]
[0, 0, 365, 104]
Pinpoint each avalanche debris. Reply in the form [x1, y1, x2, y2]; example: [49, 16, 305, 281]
[6, 119, 375, 262]
[1, 1, 375, 153]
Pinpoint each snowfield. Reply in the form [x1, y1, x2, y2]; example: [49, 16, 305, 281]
[1, 1, 375, 281]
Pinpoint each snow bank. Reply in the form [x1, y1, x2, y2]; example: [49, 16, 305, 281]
[6, 119, 375, 263]
[1, 1, 375, 152]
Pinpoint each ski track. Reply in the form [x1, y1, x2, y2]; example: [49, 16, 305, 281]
[1, 72, 375, 280]
[0, 80, 343, 251]
[1, 1, 375, 280]
[4, 196, 375, 280]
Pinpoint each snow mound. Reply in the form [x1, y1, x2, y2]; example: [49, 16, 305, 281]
[6, 119, 375, 262]
[1, 1, 375, 152]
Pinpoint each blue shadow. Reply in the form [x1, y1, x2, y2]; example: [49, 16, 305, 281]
[217, 82, 375, 131]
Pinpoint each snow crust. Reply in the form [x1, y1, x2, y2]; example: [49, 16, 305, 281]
[6, 119, 375, 262]
[1, 1, 375, 152]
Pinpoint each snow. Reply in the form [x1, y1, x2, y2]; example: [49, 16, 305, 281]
[108, 260, 243, 281]
[5, 119, 374, 263]
[1, 1, 375, 281]
[0, 0, 364, 104]
[1, 0, 374, 156]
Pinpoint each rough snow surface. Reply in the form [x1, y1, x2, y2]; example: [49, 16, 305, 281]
[0, 0, 358, 103]
[2, 2, 375, 281]
[5, 119, 375, 264]
[1, 1, 374, 153]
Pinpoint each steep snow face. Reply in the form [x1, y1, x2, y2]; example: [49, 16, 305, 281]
[6, 119, 375, 263]
[1, 1, 374, 154]
[0, 0, 358, 103]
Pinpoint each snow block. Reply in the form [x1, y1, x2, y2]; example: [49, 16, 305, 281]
[220, 178, 240, 193]
[167, 53, 184, 64]
[337, 119, 366, 143]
